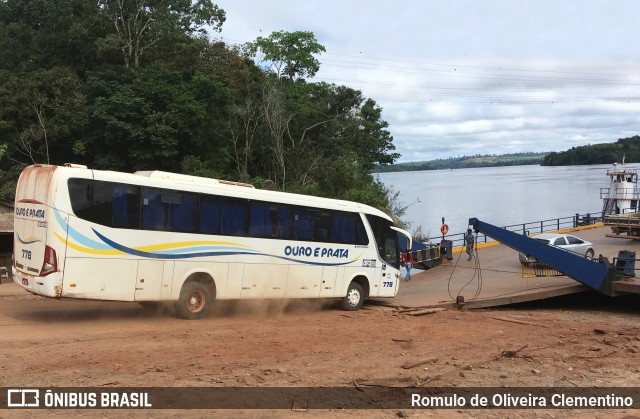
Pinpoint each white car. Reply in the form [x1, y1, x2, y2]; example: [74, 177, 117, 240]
[519, 233, 595, 264]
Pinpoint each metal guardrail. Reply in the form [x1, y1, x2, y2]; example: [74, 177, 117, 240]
[426, 210, 604, 249]
[600, 187, 640, 199]
[405, 246, 440, 264]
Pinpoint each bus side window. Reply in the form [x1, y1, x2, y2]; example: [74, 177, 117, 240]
[294, 208, 314, 241]
[334, 212, 369, 245]
[294, 207, 331, 242]
[249, 202, 273, 238]
[249, 202, 292, 239]
[314, 227, 328, 241]
[199, 195, 222, 234]
[276, 206, 292, 239]
[221, 198, 247, 236]
[333, 212, 359, 244]
[112, 185, 140, 228]
[313, 211, 331, 242]
[356, 216, 369, 245]
[68, 179, 92, 218]
[141, 189, 165, 230]
[70, 178, 140, 229]
[166, 192, 197, 233]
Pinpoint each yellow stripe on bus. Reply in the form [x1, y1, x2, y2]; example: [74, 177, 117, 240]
[136, 240, 251, 252]
[53, 231, 251, 255]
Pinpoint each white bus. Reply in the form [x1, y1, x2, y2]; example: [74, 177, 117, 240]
[13, 164, 411, 319]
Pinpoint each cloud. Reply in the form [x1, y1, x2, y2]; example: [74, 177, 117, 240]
[216, 0, 640, 161]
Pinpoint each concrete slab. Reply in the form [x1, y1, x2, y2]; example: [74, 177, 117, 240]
[613, 277, 640, 294]
[379, 225, 640, 309]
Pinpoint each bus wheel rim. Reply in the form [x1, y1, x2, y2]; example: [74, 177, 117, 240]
[347, 289, 360, 306]
[187, 290, 205, 312]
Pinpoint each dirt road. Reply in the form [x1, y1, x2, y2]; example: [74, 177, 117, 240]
[0, 282, 639, 418]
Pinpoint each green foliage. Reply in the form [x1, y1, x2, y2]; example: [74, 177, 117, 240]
[96, 0, 226, 68]
[542, 136, 640, 165]
[86, 64, 232, 171]
[344, 98, 399, 170]
[0, 164, 26, 202]
[0, 66, 87, 164]
[248, 30, 326, 80]
[343, 180, 389, 211]
[0, 0, 110, 73]
[181, 155, 221, 179]
[0, 1, 404, 224]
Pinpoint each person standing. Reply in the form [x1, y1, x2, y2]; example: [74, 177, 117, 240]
[401, 250, 415, 281]
[465, 228, 475, 261]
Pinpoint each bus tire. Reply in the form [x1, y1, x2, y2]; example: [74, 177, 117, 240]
[175, 281, 212, 319]
[340, 282, 364, 311]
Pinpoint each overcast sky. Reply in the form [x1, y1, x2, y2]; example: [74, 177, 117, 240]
[215, 0, 640, 162]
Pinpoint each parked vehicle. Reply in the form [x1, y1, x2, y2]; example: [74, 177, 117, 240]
[518, 233, 595, 264]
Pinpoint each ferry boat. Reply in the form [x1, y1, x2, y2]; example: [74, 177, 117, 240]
[601, 161, 640, 215]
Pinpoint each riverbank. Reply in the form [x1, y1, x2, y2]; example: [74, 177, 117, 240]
[0, 276, 638, 417]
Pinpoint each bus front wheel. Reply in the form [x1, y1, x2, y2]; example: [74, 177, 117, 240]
[175, 282, 212, 319]
[340, 282, 364, 311]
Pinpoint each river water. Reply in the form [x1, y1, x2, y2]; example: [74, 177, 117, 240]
[376, 163, 621, 237]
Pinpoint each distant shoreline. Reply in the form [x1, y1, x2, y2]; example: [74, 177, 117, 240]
[374, 152, 547, 173]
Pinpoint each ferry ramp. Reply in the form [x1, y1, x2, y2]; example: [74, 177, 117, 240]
[376, 225, 640, 309]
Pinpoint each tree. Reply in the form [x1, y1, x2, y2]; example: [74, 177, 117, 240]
[542, 136, 640, 166]
[228, 95, 261, 183]
[0, 0, 109, 73]
[0, 8, 404, 222]
[346, 98, 399, 170]
[248, 31, 326, 80]
[281, 82, 398, 194]
[86, 64, 232, 172]
[0, 67, 86, 164]
[97, 0, 226, 68]
[260, 82, 292, 188]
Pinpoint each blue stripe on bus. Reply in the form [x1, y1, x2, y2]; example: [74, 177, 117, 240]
[16, 234, 42, 245]
[91, 228, 355, 266]
[55, 210, 113, 251]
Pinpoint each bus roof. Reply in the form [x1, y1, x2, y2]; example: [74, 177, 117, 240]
[26, 164, 394, 222]
[134, 170, 256, 189]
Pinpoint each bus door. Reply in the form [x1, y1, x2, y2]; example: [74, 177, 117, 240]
[134, 260, 166, 301]
[375, 233, 403, 297]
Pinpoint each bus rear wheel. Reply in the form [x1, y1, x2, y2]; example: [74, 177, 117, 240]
[340, 282, 364, 311]
[175, 282, 212, 319]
